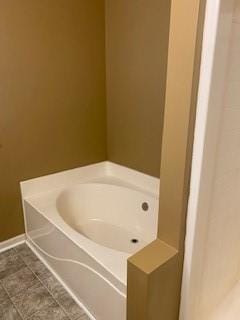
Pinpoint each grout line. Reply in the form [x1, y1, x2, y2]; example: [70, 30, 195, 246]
[18, 256, 72, 320]
[26, 240, 96, 319]
[0, 251, 36, 320]
[0, 248, 25, 320]
[0, 244, 89, 320]
[18, 252, 74, 320]
[0, 279, 25, 320]
[0, 250, 38, 300]
[30, 270, 72, 320]
[0, 245, 71, 320]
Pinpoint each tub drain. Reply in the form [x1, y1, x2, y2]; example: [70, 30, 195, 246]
[131, 239, 139, 244]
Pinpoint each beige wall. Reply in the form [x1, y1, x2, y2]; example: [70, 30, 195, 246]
[0, 0, 171, 242]
[0, 0, 107, 241]
[105, 0, 171, 177]
[182, 1, 240, 319]
[198, 1, 240, 317]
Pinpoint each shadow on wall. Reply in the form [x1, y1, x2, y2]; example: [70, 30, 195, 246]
[106, 0, 170, 177]
[0, 0, 170, 241]
[0, 0, 107, 241]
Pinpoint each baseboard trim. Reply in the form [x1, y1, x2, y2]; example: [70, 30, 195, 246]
[0, 234, 26, 253]
[0, 235, 95, 319]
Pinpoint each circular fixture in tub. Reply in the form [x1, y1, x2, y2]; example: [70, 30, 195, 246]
[73, 220, 144, 254]
[131, 239, 139, 244]
[142, 202, 149, 211]
[56, 183, 158, 254]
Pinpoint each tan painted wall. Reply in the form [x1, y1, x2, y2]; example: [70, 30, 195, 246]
[0, 0, 107, 241]
[105, 0, 171, 177]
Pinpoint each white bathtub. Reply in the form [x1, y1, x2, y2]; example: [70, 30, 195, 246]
[21, 162, 159, 320]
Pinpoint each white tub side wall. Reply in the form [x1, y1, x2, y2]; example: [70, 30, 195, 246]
[180, 0, 238, 319]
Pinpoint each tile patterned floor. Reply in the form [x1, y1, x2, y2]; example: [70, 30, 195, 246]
[0, 244, 90, 320]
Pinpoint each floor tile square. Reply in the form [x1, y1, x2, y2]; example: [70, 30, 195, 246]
[28, 260, 52, 281]
[15, 244, 39, 265]
[1, 244, 89, 320]
[0, 248, 17, 260]
[28, 302, 69, 320]
[0, 300, 22, 320]
[58, 294, 85, 320]
[0, 254, 25, 280]
[43, 276, 85, 320]
[42, 275, 65, 296]
[0, 284, 10, 305]
[1, 267, 39, 297]
[12, 282, 55, 319]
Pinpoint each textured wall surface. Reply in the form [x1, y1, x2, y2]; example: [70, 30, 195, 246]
[105, 0, 170, 177]
[0, 0, 170, 242]
[183, 1, 240, 319]
[0, 0, 107, 241]
[198, 1, 240, 317]
[200, 0, 240, 312]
